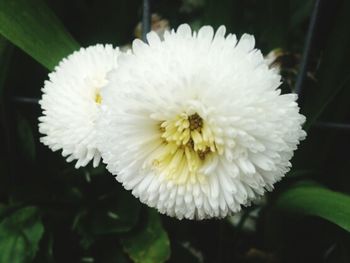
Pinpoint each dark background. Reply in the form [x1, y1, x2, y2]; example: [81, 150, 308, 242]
[1, 0, 350, 262]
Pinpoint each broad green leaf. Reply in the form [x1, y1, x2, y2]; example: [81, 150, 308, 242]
[0, 206, 44, 263]
[275, 183, 350, 232]
[0, 0, 79, 70]
[121, 210, 170, 263]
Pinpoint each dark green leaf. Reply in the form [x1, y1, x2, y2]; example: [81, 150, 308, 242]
[122, 210, 170, 263]
[0, 206, 44, 263]
[0, 0, 79, 70]
[275, 183, 350, 232]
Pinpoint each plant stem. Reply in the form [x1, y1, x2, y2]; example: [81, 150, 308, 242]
[142, 0, 151, 42]
[295, 0, 322, 102]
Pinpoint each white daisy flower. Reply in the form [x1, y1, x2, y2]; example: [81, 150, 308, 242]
[39, 44, 121, 168]
[98, 24, 306, 219]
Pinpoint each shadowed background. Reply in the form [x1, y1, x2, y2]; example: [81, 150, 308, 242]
[1, 0, 350, 262]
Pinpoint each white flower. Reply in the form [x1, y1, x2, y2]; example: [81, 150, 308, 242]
[98, 24, 306, 219]
[39, 44, 121, 168]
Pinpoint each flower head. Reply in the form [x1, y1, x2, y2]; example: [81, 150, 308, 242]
[98, 24, 306, 219]
[39, 44, 121, 168]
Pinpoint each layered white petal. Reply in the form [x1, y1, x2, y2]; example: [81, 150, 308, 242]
[98, 24, 306, 219]
[39, 44, 121, 168]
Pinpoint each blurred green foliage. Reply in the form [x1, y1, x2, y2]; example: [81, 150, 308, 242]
[1, 0, 350, 262]
[121, 210, 170, 263]
[0, 0, 79, 70]
[275, 182, 350, 232]
[0, 206, 44, 263]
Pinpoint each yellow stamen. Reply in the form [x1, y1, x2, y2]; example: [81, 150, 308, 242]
[95, 91, 102, 105]
[153, 112, 221, 185]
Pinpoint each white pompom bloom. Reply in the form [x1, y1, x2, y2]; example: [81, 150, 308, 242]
[39, 44, 121, 168]
[98, 24, 306, 219]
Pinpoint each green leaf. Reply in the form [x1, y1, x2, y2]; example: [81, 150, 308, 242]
[0, 0, 79, 70]
[275, 183, 350, 232]
[0, 206, 44, 263]
[121, 209, 170, 263]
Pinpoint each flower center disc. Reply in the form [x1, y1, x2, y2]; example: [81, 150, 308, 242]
[94, 91, 102, 105]
[153, 113, 219, 185]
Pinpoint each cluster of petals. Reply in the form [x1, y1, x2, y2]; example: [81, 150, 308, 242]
[39, 24, 306, 219]
[39, 44, 120, 168]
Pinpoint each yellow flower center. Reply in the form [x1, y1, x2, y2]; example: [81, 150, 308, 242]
[94, 91, 102, 105]
[153, 112, 222, 185]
